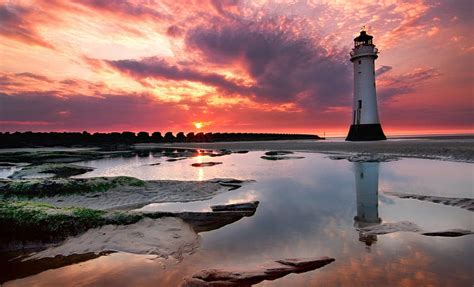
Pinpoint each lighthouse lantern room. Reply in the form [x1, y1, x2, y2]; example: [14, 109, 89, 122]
[346, 30, 386, 141]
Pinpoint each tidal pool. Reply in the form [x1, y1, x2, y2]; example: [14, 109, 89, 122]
[2, 151, 473, 286]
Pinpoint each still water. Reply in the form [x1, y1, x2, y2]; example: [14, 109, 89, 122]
[3, 151, 473, 286]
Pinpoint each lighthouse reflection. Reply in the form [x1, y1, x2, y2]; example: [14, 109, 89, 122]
[353, 162, 381, 246]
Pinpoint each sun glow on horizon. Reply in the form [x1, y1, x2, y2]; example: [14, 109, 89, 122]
[194, 122, 203, 129]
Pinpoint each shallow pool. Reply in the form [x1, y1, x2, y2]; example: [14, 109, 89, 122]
[2, 151, 473, 286]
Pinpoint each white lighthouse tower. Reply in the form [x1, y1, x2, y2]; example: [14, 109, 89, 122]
[346, 30, 386, 141]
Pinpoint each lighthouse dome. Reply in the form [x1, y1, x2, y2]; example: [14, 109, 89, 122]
[354, 31, 373, 47]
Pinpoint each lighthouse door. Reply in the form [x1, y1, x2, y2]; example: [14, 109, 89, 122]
[356, 100, 362, 125]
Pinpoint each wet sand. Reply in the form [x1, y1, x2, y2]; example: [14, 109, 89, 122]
[136, 136, 474, 163]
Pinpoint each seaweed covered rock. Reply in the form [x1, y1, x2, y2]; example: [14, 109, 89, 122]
[0, 201, 142, 245]
[0, 200, 260, 250]
[9, 163, 94, 179]
[0, 176, 145, 198]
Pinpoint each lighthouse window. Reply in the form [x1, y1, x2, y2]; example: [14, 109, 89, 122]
[358, 60, 361, 64]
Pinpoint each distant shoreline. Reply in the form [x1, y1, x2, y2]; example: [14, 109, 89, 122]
[0, 133, 472, 163]
[0, 132, 323, 148]
[134, 136, 474, 163]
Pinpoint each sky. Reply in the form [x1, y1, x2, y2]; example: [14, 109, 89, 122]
[0, 0, 472, 136]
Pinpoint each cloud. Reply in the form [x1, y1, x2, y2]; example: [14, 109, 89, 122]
[185, 18, 352, 106]
[0, 0, 472, 134]
[104, 57, 249, 94]
[0, 3, 54, 49]
[378, 67, 441, 100]
[0, 91, 186, 131]
[73, 0, 167, 19]
[166, 25, 183, 38]
[104, 16, 352, 109]
[15, 72, 54, 83]
[375, 66, 393, 77]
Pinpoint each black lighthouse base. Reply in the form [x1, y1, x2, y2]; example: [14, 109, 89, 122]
[346, 124, 386, 141]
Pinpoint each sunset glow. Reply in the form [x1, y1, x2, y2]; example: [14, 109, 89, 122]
[0, 0, 472, 136]
[194, 122, 203, 130]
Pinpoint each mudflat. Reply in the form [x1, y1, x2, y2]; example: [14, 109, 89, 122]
[136, 136, 474, 163]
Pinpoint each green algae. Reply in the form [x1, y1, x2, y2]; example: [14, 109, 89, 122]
[0, 176, 146, 198]
[0, 201, 143, 243]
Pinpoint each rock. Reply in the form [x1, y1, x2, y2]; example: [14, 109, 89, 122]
[8, 163, 94, 179]
[210, 179, 247, 191]
[27, 217, 200, 261]
[264, 151, 294, 156]
[2, 177, 250, 211]
[148, 162, 161, 166]
[183, 257, 335, 286]
[0, 176, 145, 198]
[1, 199, 260, 251]
[211, 201, 259, 213]
[260, 156, 304, 161]
[234, 150, 249, 154]
[421, 229, 473, 237]
[168, 210, 255, 233]
[0, 150, 134, 165]
[276, 257, 334, 269]
[167, 158, 188, 162]
[191, 162, 223, 167]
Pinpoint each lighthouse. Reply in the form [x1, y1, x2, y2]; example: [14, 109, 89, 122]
[346, 30, 386, 141]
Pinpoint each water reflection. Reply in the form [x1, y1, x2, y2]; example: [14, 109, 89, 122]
[2, 152, 473, 286]
[353, 162, 381, 247]
[196, 155, 205, 181]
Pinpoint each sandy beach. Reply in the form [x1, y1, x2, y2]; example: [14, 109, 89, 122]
[135, 136, 474, 163]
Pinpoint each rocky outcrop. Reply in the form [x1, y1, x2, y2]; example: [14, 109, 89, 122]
[182, 257, 335, 286]
[0, 177, 250, 210]
[0, 176, 145, 198]
[27, 217, 201, 261]
[0, 200, 259, 251]
[8, 163, 94, 179]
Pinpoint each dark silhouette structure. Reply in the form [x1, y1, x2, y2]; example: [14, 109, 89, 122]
[0, 131, 323, 148]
